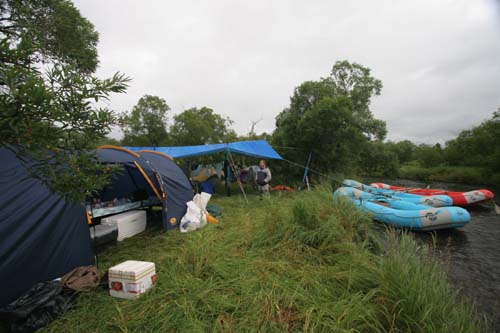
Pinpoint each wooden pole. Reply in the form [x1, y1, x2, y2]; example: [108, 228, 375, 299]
[228, 150, 249, 204]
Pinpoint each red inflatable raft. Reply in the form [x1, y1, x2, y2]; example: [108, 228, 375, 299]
[370, 182, 494, 206]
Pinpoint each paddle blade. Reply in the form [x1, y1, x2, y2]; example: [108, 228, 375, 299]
[494, 202, 500, 215]
[426, 184, 431, 189]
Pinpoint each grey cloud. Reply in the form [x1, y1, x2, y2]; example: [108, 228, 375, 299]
[74, 0, 500, 143]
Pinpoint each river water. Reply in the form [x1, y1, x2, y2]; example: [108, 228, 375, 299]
[367, 178, 500, 329]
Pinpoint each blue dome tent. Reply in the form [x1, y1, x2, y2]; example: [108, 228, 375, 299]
[0, 145, 193, 306]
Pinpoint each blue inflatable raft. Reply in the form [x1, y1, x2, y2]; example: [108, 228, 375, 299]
[334, 187, 470, 231]
[341, 179, 453, 207]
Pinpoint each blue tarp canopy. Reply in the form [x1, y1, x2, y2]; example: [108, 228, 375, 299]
[126, 140, 283, 160]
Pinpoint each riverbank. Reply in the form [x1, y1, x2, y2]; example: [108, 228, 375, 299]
[46, 187, 484, 332]
[399, 165, 500, 186]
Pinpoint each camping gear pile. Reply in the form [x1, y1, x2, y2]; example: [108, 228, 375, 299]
[126, 140, 284, 201]
[191, 163, 224, 182]
[93, 147, 193, 230]
[180, 192, 218, 232]
[333, 179, 494, 231]
[0, 145, 193, 312]
[0, 266, 99, 332]
[0, 140, 283, 329]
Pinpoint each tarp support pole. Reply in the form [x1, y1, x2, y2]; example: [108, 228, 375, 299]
[301, 152, 312, 191]
[225, 148, 231, 196]
[228, 150, 249, 204]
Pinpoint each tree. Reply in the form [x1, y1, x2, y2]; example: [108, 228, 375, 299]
[273, 60, 386, 174]
[360, 141, 399, 177]
[0, 0, 129, 201]
[239, 132, 272, 142]
[119, 95, 170, 146]
[385, 140, 417, 165]
[444, 110, 500, 172]
[170, 107, 237, 146]
[0, 0, 99, 72]
[330, 60, 386, 140]
[415, 144, 444, 168]
[98, 136, 121, 146]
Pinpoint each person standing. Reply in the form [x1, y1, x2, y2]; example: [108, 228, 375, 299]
[255, 159, 271, 199]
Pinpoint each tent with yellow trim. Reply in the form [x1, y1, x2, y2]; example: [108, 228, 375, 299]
[0, 145, 193, 306]
[94, 146, 193, 230]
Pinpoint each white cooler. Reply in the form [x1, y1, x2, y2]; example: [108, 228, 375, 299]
[109, 260, 156, 299]
[101, 210, 146, 241]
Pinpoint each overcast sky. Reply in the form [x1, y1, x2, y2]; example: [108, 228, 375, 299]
[73, 0, 500, 144]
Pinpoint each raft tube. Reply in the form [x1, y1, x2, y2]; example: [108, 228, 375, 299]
[336, 187, 431, 210]
[370, 182, 494, 206]
[334, 187, 471, 231]
[342, 179, 453, 207]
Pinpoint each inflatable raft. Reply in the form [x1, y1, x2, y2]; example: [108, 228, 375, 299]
[342, 179, 453, 207]
[370, 182, 494, 206]
[334, 187, 471, 231]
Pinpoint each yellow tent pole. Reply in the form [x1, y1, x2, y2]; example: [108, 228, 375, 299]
[97, 145, 141, 158]
[134, 161, 162, 201]
[138, 150, 174, 161]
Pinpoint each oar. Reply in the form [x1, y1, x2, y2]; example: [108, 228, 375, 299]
[494, 201, 500, 215]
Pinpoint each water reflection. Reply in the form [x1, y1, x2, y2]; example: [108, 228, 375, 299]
[366, 178, 500, 329]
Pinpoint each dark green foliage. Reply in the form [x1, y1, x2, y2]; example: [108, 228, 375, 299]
[170, 107, 237, 145]
[97, 136, 121, 146]
[273, 60, 388, 177]
[119, 95, 170, 146]
[0, 0, 129, 201]
[399, 165, 500, 186]
[0, 0, 99, 72]
[445, 110, 500, 173]
[385, 140, 417, 165]
[238, 131, 273, 142]
[359, 141, 400, 177]
[390, 111, 500, 184]
[415, 143, 445, 168]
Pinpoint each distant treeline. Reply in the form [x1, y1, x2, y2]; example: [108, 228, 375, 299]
[387, 112, 500, 185]
[109, 62, 499, 185]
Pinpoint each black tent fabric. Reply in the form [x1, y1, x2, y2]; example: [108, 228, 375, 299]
[138, 151, 193, 229]
[0, 147, 94, 307]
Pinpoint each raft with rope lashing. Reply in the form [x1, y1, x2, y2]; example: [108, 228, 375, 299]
[334, 187, 471, 231]
[341, 179, 453, 207]
[370, 182, 494, 206]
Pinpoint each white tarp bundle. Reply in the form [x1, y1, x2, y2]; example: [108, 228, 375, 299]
[179, 192, 211, 233]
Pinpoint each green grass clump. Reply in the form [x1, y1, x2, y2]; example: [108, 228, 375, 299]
[45, 188, 484, 332]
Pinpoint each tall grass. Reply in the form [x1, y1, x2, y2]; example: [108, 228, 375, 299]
[46, 188, 485, 332]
